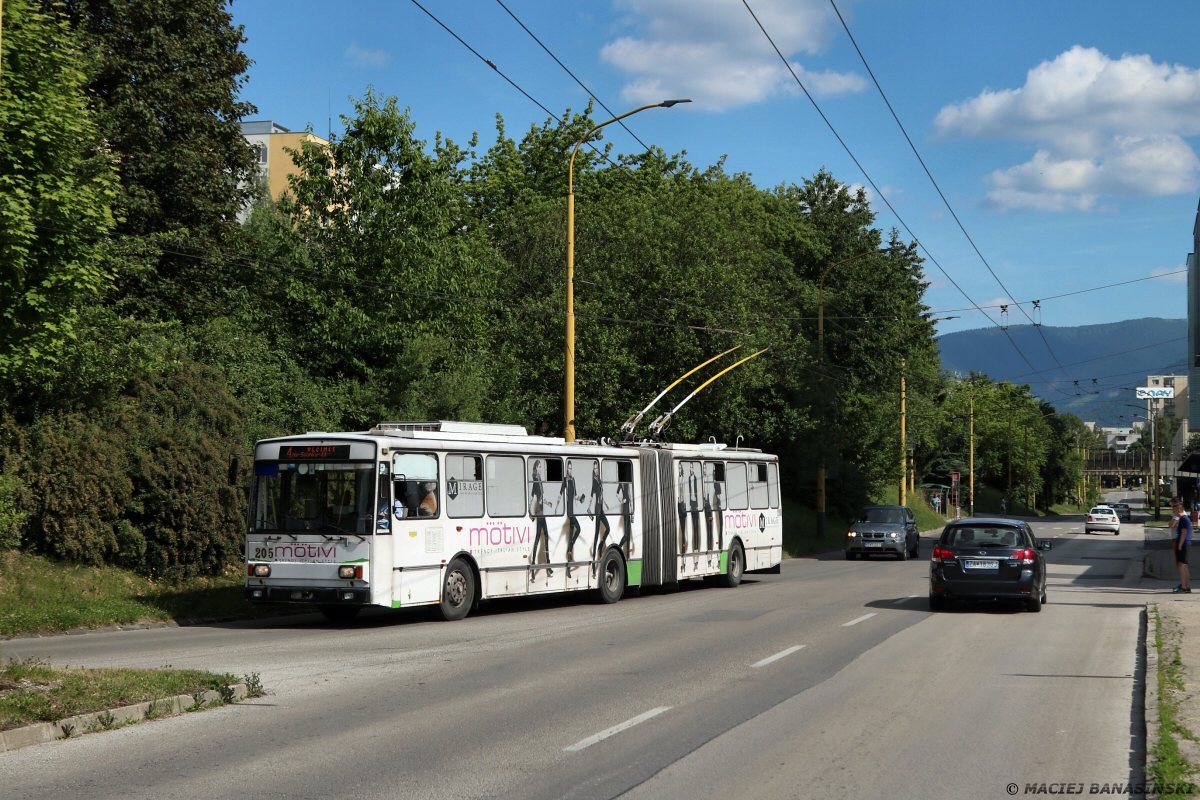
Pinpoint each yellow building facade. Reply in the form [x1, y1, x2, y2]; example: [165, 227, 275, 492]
[240, 120, 328, 203]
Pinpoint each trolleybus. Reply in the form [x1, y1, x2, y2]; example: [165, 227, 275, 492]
[240, 421, 783, 621]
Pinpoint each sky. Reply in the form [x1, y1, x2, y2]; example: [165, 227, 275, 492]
[230, 0, 1200, 337]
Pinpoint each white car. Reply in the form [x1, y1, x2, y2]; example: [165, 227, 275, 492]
[1085, 506, 1121, 535]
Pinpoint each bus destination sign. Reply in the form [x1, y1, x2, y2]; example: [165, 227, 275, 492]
[278, 444, 352, 460]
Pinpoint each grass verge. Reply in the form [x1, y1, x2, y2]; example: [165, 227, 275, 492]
[0, 657, 244, 731]
[0, 550, 285, 638]
[872, 486, 946, 532]
[1148, 603, 1200, 798]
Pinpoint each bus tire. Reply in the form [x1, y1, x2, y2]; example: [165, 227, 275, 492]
[595, 548, 625, 604]
[720, 541, 744, 588]
[318, 604, 361, 623]
[439, 558, 475, 621]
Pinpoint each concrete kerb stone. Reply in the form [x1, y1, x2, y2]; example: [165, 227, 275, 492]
[1146, 603, 1161, 799]
[0, 682, 248, 754]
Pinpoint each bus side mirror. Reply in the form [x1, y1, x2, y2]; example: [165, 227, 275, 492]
[227, 457, 239, 487]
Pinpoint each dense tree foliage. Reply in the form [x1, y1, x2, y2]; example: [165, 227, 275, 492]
[0, 2, 1097, 576]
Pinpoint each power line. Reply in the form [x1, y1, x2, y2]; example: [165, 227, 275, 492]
[740, 0, 1070, 398]
[827, 0, 1076, 385]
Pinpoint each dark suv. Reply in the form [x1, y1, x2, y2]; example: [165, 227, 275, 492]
[929, 518, 1051, 612]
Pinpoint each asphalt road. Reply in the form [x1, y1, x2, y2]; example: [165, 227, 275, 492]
[1, 511, 1154, 800]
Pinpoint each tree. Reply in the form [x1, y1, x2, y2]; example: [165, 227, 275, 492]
[0, 0, 118, 383]
[64, 0, 258, 319]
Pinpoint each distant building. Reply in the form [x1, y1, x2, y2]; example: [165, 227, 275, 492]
[1189, 205, 1200, 429]
[240, 120, 328, 210]
[1097, 426, 1142, 454]
[1146, 374, 1188, 427]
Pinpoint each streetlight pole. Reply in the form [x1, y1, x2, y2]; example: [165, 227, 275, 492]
[564, 99, 690, 442]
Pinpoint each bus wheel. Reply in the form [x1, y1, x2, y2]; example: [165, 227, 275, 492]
[720, 542, 744, 588]
[319, 604, 361, 623]
[595, 549, 625, 604]
[439, 558, 475, 621]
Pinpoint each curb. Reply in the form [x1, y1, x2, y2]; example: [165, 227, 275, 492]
[1146, 603, 1161, 800]
[0, 682, 249, 754]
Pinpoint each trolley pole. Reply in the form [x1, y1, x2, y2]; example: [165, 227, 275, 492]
[1007, 414, 1013, 513]
[1024, 423, 1030, 513]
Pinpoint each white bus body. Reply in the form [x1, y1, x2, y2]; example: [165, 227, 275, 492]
[243, 421, 783, 620]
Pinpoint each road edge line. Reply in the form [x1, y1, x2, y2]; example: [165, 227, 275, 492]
[563, 706, 672, 752]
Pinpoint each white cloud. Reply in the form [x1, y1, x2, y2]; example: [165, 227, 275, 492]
[935, 46, 1200, 211]
[1152, 265, 1188, 284]
[600, 0, 865, 112]
[344, 42, 390, 69]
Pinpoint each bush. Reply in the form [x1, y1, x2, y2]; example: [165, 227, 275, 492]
[13, 359, 245, 579]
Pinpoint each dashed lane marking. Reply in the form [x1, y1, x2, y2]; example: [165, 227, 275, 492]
[564, 707, 673, 752]
[843, 613, 877, 627]
[752, 645, 805, 668]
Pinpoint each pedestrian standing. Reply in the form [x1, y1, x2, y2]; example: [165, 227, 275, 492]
[1172, 496, 1192, 594]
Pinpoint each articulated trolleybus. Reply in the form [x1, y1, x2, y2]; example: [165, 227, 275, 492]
[243, 421, 783, 621]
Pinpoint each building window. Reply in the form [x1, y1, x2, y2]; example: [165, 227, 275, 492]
[256, 146, 268, 165]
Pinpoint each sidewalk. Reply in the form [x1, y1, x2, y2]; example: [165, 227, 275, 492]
[1148, 600, 1200, 795]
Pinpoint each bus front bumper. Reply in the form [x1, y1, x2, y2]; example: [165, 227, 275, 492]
[245, 586, 369, 604]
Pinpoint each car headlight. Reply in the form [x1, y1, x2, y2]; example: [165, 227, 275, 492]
[887, 532, 900, 539]
[847, 531, 858, 538]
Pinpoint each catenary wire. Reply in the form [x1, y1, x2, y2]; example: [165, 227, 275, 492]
[827, 0, 1076, 384]
[740, 0, 1071, 398]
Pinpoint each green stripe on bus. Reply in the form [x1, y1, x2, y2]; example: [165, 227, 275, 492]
[342, 558, 369, 563]
[392, 600, 403, 608]
[720, 551, 728, 574]
[627, 559, 642, 586]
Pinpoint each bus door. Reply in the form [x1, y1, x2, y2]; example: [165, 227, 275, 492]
[392, 452, 445, 606]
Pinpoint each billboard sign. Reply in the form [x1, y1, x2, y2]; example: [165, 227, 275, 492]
[1136, 387, 1175, 399]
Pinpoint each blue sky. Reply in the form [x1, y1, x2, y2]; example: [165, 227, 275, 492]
[231, 0, 1200, 336]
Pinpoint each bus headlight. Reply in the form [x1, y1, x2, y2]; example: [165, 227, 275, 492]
[252, 564, 270, 577]
[338, 565, 363, 579]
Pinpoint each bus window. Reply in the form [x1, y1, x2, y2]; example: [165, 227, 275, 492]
[750, 462, 769, 509]
[529, 457, 564, 517]
[703, 462, 725, 511]
[376, 462, 392, 533]
[252, 461, 375, 535]
[601, 459, 634, 514]
[767, 463, 780, 509]
[568, 458, 599, 516]
[394, 453, 440, 518]
[446, 454, 484, 518]
[486, 455, 526, 517]
[726, 462, 748, 510]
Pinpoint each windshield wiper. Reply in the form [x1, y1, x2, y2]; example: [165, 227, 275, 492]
[321, 521, 365, 541]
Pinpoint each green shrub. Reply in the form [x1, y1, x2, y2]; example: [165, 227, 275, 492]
[15, 359, 245, 578]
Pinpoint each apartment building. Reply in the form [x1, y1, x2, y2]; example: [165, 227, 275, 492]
[240, 120, 328, 206]
[1146, 374, 1188, 423]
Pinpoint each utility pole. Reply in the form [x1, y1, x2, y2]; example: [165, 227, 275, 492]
[900, 359, 906, 507]
[1153, 408, 1161, 521]
[1024, 423, 1030, 513]
[1007, 413, 1013, 513]
[969, 398, 975, 517]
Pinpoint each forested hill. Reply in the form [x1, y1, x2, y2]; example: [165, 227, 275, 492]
[937, 317, 1187, 424]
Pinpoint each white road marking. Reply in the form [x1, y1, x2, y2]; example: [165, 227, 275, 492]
[752, 645, 805, 668]
[893, 595, 919, 604]
[843, 613, 877, 627]
[564, 707, 672, 752]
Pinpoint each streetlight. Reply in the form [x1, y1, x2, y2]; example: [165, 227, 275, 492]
[564, 99, 690, 442]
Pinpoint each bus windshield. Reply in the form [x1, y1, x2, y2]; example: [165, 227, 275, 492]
[250, 461, 376, 535]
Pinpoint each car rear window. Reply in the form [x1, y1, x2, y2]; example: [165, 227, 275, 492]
[942, 526, 1025, 549]
[858, 507, 906, 524]
[1089, 507, 1113, 515]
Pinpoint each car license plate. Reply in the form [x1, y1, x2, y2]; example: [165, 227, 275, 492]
[865, 542, 882, 548]
[964, 559, 999, 570]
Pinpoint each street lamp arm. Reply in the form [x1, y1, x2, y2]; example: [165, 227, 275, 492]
[568, 100, 690, 194]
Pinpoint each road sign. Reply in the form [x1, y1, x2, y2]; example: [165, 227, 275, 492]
[1136, 387, 1175, 399]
